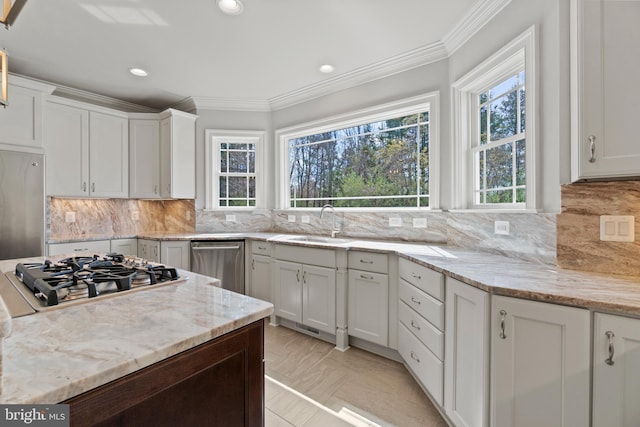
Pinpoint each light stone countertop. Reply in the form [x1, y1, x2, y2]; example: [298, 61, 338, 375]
[0, 256, 274, 404]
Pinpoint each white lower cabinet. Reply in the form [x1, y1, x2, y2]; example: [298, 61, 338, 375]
[445, 278, 490, 427]
[490, 296, 590, 427]
[593, 312, 640, 427]
[110, 238, 137, 256]
[47, 240, 111, 257]
[137, 239, 160, 263]
[248, 241, 272, 303]
[160, 241, 189, 270]
[273, 254, 336, 335]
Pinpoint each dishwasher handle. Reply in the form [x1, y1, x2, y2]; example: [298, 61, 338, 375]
[192, 245, 242, 251]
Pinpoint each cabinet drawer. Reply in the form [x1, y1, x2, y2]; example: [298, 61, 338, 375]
[251, 240, 271, 256]
[274, 244, 336, 268]
[48, 240, 111, 256]
[348, 251, 388, 274]
[399, 279, 444, 330]
[399, 258, 444, 301]
[399, 300, 443, 360]
[399, 323, 443, 406]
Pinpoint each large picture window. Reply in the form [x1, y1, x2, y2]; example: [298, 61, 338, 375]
[279, 95, 438, 209]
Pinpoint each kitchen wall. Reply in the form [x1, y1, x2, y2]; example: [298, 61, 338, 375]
[48, 198, 195, 241]
[557, 181, 640, 276]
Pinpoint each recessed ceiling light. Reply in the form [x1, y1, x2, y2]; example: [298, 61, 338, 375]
[319, 64, 335, 74]
[129, 67, 148, 77]
[218, 0, 244, 15]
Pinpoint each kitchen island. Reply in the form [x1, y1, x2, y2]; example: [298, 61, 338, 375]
[0, 256, 274, 426]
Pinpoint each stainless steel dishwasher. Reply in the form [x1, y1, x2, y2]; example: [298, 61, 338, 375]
[190, 241, 245, 294]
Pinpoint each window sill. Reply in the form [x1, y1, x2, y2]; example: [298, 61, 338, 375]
[447, 208, 542, 214]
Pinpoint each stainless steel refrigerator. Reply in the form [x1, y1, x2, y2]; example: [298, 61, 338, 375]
[0, 149, 45, 260]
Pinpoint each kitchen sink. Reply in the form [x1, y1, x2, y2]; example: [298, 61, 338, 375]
[285, 236, 352, 245]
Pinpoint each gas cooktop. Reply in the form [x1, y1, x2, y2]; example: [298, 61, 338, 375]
[2, 254, 185, 317]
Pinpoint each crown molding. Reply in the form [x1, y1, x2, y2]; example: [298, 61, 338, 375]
[51, 83, 157, 113]
[442, 0, 513, 55]
[268, 41, 448, 111]
[174, 96, 271, 112]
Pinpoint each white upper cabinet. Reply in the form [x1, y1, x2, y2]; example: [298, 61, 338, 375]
[0, 76, 54, 150]
[129, 109, 197, 199]
[159, 110, 197, 199]
[44, 97, 129, 198]
[129, 119, 160, 198]
[571, 0, 640, 180]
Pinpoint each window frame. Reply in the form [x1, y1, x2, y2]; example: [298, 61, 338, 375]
[205, 129, 266, 209]
[451, 26, 537, 211]
[275, 93, 440, 211]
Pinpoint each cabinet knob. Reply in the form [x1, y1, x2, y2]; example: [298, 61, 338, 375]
[605, 331, 615, 366]
[588, 135, 597, 163]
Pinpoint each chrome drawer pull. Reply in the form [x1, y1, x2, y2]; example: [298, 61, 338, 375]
[605, 331, 615, 366]
[411, 272, 422, 280]
[410, 320, 421, 331]
[360, 274, 374, 280]
[251, 259, 255, 270]
[410, 351, 420, 363]
[410, 296, 421, 305]
[359, 259, 374, 264]
[588, 135, 597, 163]
[258, 245, 267, 250]
[499, 310, 507, 339]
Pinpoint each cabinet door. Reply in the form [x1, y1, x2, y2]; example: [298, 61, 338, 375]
[348, 269, 388, 346]
[111, 238, 137, 256]
[160, 241, 190, 270]
[273, 260, 302, 323]
[593, 313, 640, 427]
[491, 296, 590, 427]
[302, 264, 336, 334]
[250, 254, 271, 302]
[0, 84, 43, 148]
[445, 278, 490, 427]
[89, 111, 129, 198]
[572, 0, 640, 180]
[44, 102, 89, 197]
[129, 119, 160, 198]
[138, 239, 160, 263]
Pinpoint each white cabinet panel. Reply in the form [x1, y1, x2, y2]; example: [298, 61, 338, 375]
[348, 269, 388, 346]
[593, 312, 640, 427]
[274, 259, 303, 323]
[89, 111, 128, 198]
[302, 264, 336, 333]
[445, 278, 489, 427]
[0, 83, 46, 148]
[138, 239, 160, 263]
[129, 119, 160, 198]
[571, 0, 640, 180]
[250, 254, 271, 302]
[110, 238, 137, 256]
[160, 241, 189, 270]
[159, 111, 196, 199]
[491, 296, 590, 427]
[47, 240, 111, 256]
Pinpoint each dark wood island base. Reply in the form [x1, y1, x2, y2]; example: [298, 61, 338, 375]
[64, 320, 266, 427]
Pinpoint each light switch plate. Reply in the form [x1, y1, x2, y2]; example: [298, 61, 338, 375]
[413, 218, 427, 228]
[287, 215, 296, 223]
[301, 215, 310, 224]
[131, 211, 139, 221]
[389, 217, 402, 227]
[600, 215, 635, 242]
[494, 221, 510, 235]
[65, 212, 76, 223]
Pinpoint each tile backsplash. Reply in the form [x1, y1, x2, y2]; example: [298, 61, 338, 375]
[48, 198, 195, 240]
[557, 181, 640, 276]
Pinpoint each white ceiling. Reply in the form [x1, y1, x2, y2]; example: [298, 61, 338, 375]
[1, 0, 501, 111]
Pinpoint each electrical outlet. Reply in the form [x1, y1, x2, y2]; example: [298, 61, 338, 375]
[389, 217, 402, 227]
[131, 211, 139, 221]
[225, 214, 236, 222]
[301, 215, 310, 224]
[65, 212, 76, 223]
[186, 210, 191, 221]
[413, 218, 427, 228]
[494, 221, 510, 235]
[600, 215, 635, 242]
[287, 215, 296, 223]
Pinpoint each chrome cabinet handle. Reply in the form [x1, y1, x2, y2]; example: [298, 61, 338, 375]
[154, 185, 158, 194]
[92, 182, 95, 192]
[82, 182, 87, 192]
[258, 245, 267, 250]
[360, 274, 374, 280]
[499, 310, 507, 339]
[302, 271, 307, 284]
[605, 331, 615, 366]
[251, 259, 255, 270]
[410, 351, 420, 363]
[411, 272, 422, 280]
[410, 296, 421, 305]
[410, 320, 421, 331]
[359, 259, 374, 264]
[296, 270, 300, 282]
[588, 135, 597, 163]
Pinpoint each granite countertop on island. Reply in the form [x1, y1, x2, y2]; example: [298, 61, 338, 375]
[0, 256, 274, 404]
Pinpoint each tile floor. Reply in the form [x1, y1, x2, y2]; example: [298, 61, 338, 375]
[264, 322, 448, 427]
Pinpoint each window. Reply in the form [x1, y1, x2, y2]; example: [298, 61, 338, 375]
[452, 26, 536, 210]
[277, 94, 439, 209]
[205, 130, 265, 209]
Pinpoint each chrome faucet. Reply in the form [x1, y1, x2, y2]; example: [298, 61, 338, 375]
[319, 204, 340, 238]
